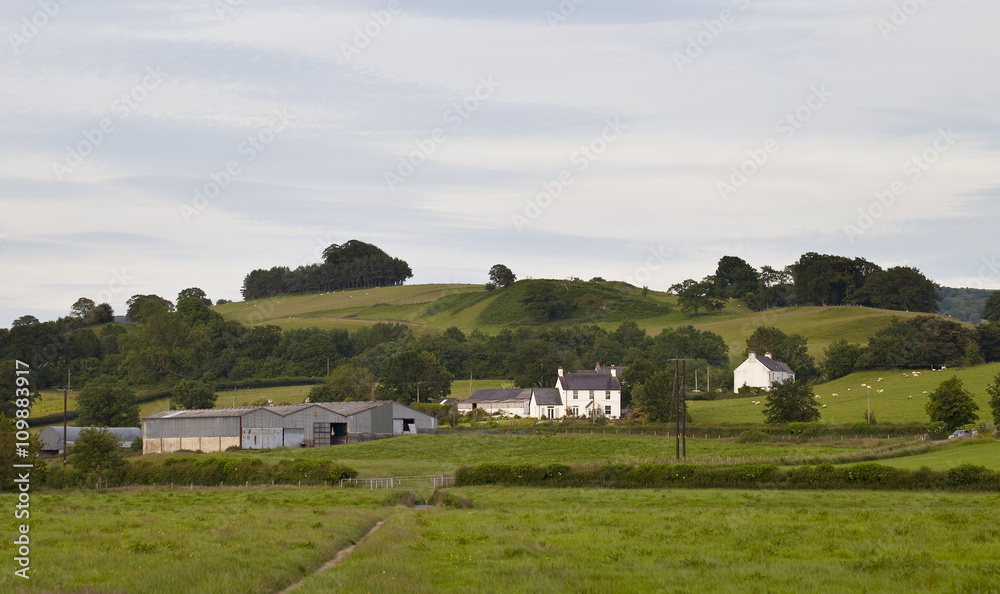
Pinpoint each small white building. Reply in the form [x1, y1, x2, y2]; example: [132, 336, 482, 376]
[733, 351, 795, 392]
[556, 365, 623, 419]
[457, 389, 532, 417]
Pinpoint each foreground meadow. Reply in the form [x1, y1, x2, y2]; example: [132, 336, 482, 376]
[302, 488, 1000, 593]
[7, 486, 995, 593]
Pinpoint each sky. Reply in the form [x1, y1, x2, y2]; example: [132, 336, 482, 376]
[1, 0, 998, 326]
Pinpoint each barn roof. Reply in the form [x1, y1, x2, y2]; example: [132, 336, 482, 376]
[531, 388, 562, 406]
[143, 400, 394, 421]
[466, 389, 532, 403]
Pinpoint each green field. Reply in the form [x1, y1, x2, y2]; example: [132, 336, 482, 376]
[6, 486, 1000, 593]
[212, 283, 933, 361]
[178, 433, 877, 478]
[690, 362, 1000, 426]
[877, 440, 1000, 471]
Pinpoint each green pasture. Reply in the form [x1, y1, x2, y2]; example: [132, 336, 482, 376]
[203, 433, 874, 478]
[877, 440, 1000, 471]
[0, 488, 384, 593]
[690, 362, 1000, 426]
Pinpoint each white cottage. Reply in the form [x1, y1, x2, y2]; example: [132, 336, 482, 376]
[733, 351, 795, 392]
[556, 365, 623, 419]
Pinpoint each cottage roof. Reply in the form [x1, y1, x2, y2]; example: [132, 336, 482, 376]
[752, 354, 794, 374]
[531, 388, 562, 406]
[466, 389, 531, 403]
[558, 373, 621, 391]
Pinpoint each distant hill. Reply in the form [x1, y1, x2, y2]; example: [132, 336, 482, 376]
[214, 281, 961, 363]
[938, 287, 993, 324]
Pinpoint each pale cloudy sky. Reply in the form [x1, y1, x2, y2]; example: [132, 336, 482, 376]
[1, 0, 998, 326]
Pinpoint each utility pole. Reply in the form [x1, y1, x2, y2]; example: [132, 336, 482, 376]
[707, 364, 710, 395]
[63, 367, 72, 465]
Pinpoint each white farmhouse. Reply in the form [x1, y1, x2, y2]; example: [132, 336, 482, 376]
[733, 351, 795, 392]
[556, 365, 623, 419]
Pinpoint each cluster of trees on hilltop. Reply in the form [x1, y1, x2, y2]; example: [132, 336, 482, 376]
[241, 240, 412, 300]
[671, 254, 942, 314]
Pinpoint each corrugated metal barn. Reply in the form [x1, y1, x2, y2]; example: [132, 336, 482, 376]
[39, 426, 143, 453]
[142, 401, 437, 454]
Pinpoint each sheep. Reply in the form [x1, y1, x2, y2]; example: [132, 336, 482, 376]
[822, 404, 828, 408]
[878, 378, 883, 382]
[814, 395, 822, 399]
[907, 395, 913, 399]
[832, 393, 839, 397]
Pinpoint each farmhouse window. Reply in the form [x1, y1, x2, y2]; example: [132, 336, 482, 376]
[573, 390, 578, 399]
[605, 391, 610, 399]
[605, 406, 612, 416]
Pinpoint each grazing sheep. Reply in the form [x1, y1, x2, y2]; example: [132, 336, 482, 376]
[822, 404, 827, 408]
[832, 393, 838, 397]
[908, 395, 912, 399]
[923, 391, 928, 394]
[814, 395, 821, 399]
[877, 389, 884, 394]
[878, 378, 883, 382]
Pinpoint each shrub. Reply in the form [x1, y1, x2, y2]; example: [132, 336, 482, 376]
[737, 430, 769, 444]
[431, 490, 473, 509]
[382, 490, 418, 507]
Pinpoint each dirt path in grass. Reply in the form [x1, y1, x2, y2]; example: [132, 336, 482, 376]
[278, 520, 385, 593]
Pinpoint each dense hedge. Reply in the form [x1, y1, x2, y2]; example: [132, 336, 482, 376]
[33, 457, 357, 490]
[455, 462, 1000, 492]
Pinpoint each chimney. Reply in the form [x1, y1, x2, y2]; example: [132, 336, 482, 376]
[611, 367, 618, 378]
[764, 352, 773, 359]
[558, 368, 564, 378]
[748, 350, 757, 359]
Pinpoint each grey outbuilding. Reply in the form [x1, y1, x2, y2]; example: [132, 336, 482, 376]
[39, 426, 143, 453]
[142, 400, 437, 454]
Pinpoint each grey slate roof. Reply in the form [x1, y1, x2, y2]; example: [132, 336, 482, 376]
[466, 389, 531, 403]
[143, 401, 391, 421]
[558, 372, 621, 391]
[531, 388, 562, 406]
[754, 355, 794, 374]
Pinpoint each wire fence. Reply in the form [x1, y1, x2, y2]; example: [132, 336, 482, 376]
[340, 475, 454, 489]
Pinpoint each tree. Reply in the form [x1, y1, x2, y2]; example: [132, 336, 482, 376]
[509, 339, 562, 388]
[762, 380, 820, 423]
[0, 359, 39, 418]
[178, 287, 212, 306]
[522, 282, 571, 322]
[821, 339, 863, 381]
[71, 297, 97, 319]
[619, 357, 655, 409]
[77, 376, 140, 426]
[670, 278, 724, 315]
[310, 363, 375, 402]
[69, 427, 125, 481]
[987, 371, 1000, 429]
[489, 264, 516, 288]
[376, 350, 454, 405]
[714, 256, 760, 299]
[926, 376, 979, 431]
[126, 294, 174, 323]
[169, 379, 217, 410]
[11, 315, 39, 328]
[983, 291, 1000, 324]
[847, 266, 940, 313]
[790, 253, 880, 306]
[88, 303, 115, 325]
[631, 370, 679, 423]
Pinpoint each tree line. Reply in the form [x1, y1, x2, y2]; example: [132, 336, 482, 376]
[672, 253, 943, 314]
[241, 240, 412, 300]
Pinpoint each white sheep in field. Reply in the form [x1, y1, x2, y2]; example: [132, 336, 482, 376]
[908, 395, 913, 399]
[832, 393, 839, 397]
[822, 404, 827, 408]
[877, 389, 884, 394]
[814, 395, 821, 399]
[878, 378, 883, 382]
[923, 390, 928, 394]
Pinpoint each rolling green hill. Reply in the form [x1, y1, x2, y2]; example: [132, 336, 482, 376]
[214, 281, 948, 361]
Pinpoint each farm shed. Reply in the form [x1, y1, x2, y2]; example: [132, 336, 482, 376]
[141, 401, 436, 455]
[39, 426, 142, 453]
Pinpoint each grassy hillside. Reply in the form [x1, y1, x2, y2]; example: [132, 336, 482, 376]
[877, 440, 1000, 471]
[689, 362, 1000, 427]
[215, 282, 943, 361]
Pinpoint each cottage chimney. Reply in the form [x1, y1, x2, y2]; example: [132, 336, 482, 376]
[764, 352, 773, 359]
[611, 367, 618, 378]
[558, 367, 564, 377]
[748, 350, 757, 359]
